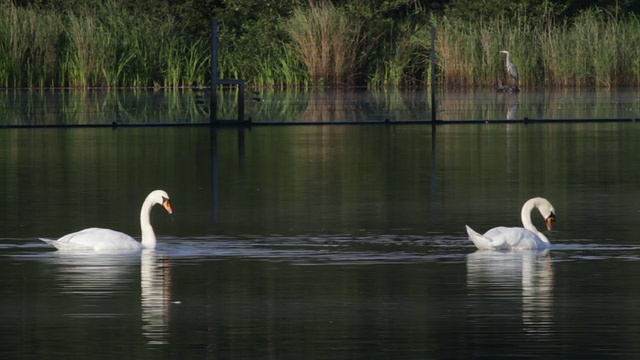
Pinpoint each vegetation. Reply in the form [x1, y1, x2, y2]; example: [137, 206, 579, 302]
[1, 0, 640, 88]
[433, 9, 640, 87]
[286, 1, 370, 86]
[0, 1, 209, 89]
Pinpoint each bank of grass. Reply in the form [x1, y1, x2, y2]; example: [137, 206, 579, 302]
[432, 10, 640, 88]
[0, 2, 209, 88]
[286, 0, 369, 86]
[366, 21, 429, 87]
[2, 1, 640, 88]
[0, 5, 61, 88]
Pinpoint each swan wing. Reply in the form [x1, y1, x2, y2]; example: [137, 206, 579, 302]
[485, 227, 548, 250]
[466, 225, 505, 250]
[466, 225, 548, 250]
[40, 228, 142, 251]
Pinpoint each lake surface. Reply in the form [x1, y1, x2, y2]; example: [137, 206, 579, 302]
[0, 88, 637, 125]
[2, 90, 640, 358]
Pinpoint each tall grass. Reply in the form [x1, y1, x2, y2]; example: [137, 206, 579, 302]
[0, 4, 64, 88]
[2, 1, 640, 88]
[431, 10, 640, 88]
[286, 1, 368, 86]
[367, 21, 428, 87]
[0, 1, 211, 89]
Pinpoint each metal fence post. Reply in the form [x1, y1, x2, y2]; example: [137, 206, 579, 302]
[211, 19, 218, 124]
[431, 26, 436, 125]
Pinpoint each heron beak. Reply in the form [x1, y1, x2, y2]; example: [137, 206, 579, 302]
[162, 198, 173, 215]
[545, 213, 556, 231]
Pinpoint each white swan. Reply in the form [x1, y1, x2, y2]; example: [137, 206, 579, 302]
[466, 197, 556, 250]
[40, 190, 173, 251]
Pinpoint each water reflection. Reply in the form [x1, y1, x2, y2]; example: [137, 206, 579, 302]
[497, 92, 519, 120]
[466, 250, 554, 335]
[43, 250, 173, 344]
[0, 89, 638, 125]
[141, 249, 172, 345]
[507, 101, 519, 120]
[49, 251, 140, 298]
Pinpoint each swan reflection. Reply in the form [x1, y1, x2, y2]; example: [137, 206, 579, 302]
[45, 250, 172, 344]
[49, 251, 140, 297]
[467, 250, 554, 334]
[141, 249, 172, 345]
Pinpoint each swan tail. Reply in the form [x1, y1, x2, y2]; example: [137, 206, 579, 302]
[39, 238, 55, 245]
[39, 237, 67, 250]
[465, 225, 495, 250]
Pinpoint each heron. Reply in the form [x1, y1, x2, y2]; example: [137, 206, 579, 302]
[500, 50, 519, 85]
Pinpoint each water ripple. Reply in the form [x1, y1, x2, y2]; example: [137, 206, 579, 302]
[5, 235, 640, 264]
[154, 234, 469, 265]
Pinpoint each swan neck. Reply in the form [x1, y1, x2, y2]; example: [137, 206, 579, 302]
[140, 197, 157, 249]
[521, 199, 549, 243]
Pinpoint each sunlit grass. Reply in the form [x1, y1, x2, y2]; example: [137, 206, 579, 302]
[286, 0, 367, 86]
[430, 10, 640, 88]
[0, 2, 211, 89]
[1, 1, 640, 89]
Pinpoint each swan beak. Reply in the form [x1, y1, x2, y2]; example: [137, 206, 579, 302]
[162, 198, 173, 215]
[545, 213, 556, 231]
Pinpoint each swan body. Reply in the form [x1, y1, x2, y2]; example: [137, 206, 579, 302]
[466, 197, 556, 250]
[40, 190, 173, 251]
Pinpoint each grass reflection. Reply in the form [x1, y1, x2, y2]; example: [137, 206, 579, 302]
[0, 89, 638, 126]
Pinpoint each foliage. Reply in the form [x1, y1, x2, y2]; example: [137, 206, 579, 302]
[429, 9, 640, 88]
[2, 0, 640, 88]
[0, 1, 210, 88]
[286, 1, 370, 85]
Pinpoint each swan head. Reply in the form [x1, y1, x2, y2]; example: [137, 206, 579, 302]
[500, 50, 509, 55]
[545, 212, 556, 230]
[534, 197, 556, 231]
[149, 190, 173, 215]
[522, 197, 556, 232]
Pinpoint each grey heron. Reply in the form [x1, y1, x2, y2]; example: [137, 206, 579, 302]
[500, 50, 519, 84]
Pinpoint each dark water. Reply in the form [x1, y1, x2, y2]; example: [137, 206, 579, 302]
[2, 93, 640, 358]
[0, 88, 638, 125]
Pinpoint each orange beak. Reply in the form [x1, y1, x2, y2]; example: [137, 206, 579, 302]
[162, 198, 173, 215]
[545, 213, 555, 231]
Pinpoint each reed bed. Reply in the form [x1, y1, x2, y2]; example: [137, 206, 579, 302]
[286, 1, 368, 86]
[367, 21, 428, 87]
[0, 2, 209, 89]
[0, 5, 63, 88]
[432, 10, 640, 88]
[1, 1, 640, 88]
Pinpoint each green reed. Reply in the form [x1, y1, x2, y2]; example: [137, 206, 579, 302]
[431, 10, 640, 88]
[0, 2, 210, 89]
[2, 1, 640, 89]
[286, 0, 368, 86]
[0, 4, 64, 88]
[366, 20, 427, 87]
